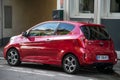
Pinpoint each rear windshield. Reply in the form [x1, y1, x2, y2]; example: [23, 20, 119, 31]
[80, 26, 110, 40]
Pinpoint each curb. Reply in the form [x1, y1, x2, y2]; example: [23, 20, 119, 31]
[116, 51, 120, 60]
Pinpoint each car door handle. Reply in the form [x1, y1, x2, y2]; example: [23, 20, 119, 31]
[46, 39, 52, 42]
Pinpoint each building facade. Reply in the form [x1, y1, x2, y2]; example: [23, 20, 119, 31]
[60, 0, 120, 50]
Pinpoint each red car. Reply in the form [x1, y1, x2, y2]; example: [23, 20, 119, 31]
[3, 21, 117, 74]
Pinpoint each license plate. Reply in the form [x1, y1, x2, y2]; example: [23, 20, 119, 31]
[96, 55, 109, 60]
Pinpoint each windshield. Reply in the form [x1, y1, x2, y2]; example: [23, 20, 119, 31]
[80, 26, 110, 40]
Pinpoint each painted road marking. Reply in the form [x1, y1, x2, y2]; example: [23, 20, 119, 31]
[7, 68, 55, 77]
[88, 79, 97, 80]
[0, 65, 74, 78]
[6, 67, 74, 77]
[58, 73, 73, 77]
[0, 57, 4, 60]
[11, 67, 25, 70]
[0, 65, 4, 67]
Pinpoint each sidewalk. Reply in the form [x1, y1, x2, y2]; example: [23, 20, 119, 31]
[116, 51, 120, 60]
[0, 46, 120, 59]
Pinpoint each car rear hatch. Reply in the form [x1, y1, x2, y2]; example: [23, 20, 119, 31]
[80, 25, 116, 62]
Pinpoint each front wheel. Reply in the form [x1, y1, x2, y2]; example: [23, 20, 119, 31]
[62, 54, 80, 74]
[6, 48, 21, 66]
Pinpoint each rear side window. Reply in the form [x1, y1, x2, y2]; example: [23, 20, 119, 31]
[80, 26, 110, 40]
[56, 23, 74, 35]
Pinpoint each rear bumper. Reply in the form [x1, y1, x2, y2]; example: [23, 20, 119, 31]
[81, 60, 117, 67]
[79, 48, 118, 66]
[81, 54, 118, 66]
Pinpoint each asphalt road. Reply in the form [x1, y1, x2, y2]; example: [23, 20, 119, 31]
[0, 59, 120, 80]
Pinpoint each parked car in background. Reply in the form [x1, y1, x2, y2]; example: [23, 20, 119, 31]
[3, 21, 117, 74]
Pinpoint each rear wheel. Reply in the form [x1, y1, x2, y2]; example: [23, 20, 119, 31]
[6, 48, 21, 66]
[62, 54, 80, 74]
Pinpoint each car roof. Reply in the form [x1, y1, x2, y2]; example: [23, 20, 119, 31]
[45, 21, 104, 27]
[27, 21, 104, 32]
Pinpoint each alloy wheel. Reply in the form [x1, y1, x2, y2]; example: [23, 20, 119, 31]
[63, 54, 79, 74]
[7, 48, 21, 66]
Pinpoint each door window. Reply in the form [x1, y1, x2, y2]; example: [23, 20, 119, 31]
[56, 23, 74, 35]
[29, 22, 58, 36]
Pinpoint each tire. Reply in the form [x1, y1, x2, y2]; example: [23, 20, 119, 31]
[6, 48, 21, 66]
[97, 65, 114, 73]
[62, 54, 80, 74]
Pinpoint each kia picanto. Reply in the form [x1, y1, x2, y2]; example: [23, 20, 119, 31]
[3, 21, 117, 74]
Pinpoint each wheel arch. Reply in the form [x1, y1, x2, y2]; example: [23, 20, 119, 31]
[61, 52, 80, 65]
[6, 46, 21, 66]
[5, 47, 20, 60]
[61, 52, 81, 74]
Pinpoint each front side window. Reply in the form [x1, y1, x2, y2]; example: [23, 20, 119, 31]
[79, 0, 94, 13]
[110, 0, 120, 12]
[56, 23, 74, 35]
[81, 26, 110, 40]
[29, 22, 58, 36]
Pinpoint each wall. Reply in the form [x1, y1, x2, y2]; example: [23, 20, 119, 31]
[101, 19, 120, 50]
[2, 0, 56, 45]
[22, 0, 57, 28]
[70, 18, 94, 23]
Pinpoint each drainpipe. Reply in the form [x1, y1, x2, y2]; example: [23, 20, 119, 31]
[57, 0, 61, 9]
[0, 0, 3, 46]
[64, 0, 70, 20]
[57, 0, 70, 20]
[94, 0, 101, 24]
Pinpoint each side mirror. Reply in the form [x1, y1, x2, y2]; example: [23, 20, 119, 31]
[22, 32, 28, 37]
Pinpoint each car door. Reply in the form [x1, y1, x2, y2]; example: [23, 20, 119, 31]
[20, 22, 59, 62]
[52, 23, 75, 57]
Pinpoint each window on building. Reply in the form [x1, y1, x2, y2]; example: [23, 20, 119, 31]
[110, 0, 120, 12]
[4, 6, 12, 28]
[79, 0, 94, 13]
